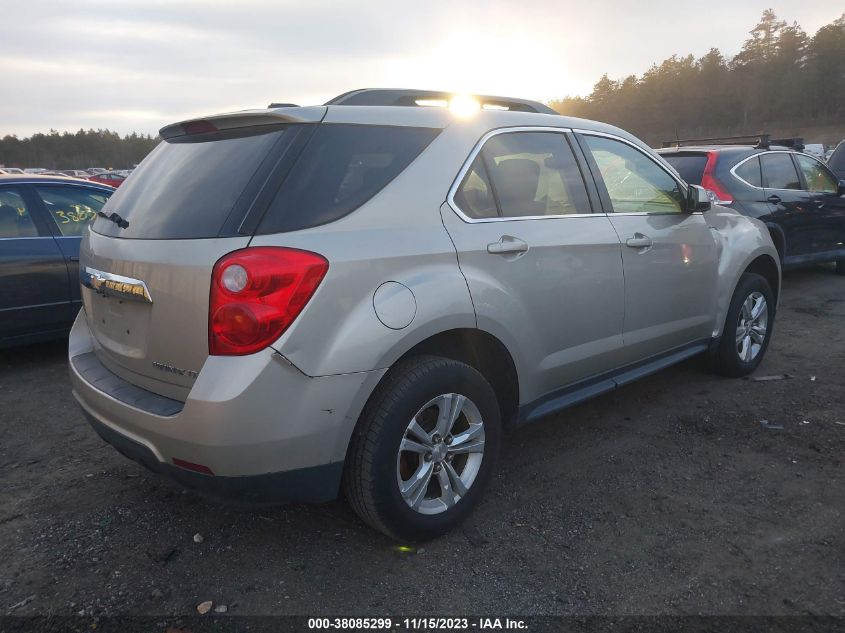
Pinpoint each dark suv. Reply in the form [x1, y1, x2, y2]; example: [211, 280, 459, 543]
[659, 135, 845, 273]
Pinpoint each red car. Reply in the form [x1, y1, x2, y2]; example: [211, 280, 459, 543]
[87, 171, 126, 188]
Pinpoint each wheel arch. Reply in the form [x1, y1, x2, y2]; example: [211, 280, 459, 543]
[362, 328, 520, 431]
[743, 253, 781, 304]
[396, 328, 520, 428]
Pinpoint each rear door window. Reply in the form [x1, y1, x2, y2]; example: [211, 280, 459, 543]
[35, 186, 111, 236]
[256, 124, 439, 234]
[761, 153, 801, 190]
[93, 126, 296, 239]
[480, 132, 591, 217]
[453, 155, 497, 219]
[735, 156, 763, 187]
[453, 131, 591, 220]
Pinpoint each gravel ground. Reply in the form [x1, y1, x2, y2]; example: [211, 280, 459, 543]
[1, 266, 843, 618]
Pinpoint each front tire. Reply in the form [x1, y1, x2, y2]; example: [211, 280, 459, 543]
[711, 272, 775, 377]
[344, 355, 501, 541]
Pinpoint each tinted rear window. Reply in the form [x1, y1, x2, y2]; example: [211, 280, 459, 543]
[93, 126, 294, 239]
[661, 153, 707, 184]
[761, 153, 801, 190]
[256, 124, 439, 234]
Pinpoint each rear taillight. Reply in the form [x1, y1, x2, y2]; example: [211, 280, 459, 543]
[700, 152, 733, 205]
[209, 247, 328, 356]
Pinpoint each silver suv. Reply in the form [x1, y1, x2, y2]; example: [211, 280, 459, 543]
[70, 89, 780, 540]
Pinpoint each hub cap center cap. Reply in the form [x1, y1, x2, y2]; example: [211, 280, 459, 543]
[431, 444, 447, 462]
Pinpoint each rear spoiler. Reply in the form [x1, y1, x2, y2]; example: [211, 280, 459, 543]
[159, 106, 326, 140]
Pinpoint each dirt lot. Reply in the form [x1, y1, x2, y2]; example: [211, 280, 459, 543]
[1, 266, 844, 618]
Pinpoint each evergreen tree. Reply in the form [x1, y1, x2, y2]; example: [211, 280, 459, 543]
[549, 10, 845, 145]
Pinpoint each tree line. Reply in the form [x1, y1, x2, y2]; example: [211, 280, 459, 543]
[0, 129, 158, 170]
[549, 10, 845, 146]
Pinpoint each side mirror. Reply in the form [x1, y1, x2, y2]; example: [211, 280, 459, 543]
[838, 180, 845, 196]
[687, 184, 711, 212]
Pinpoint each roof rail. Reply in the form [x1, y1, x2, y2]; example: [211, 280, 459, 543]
[267, 102, 300, 108]
[661, 134, 806, 152]
[325, 88, 558, 115]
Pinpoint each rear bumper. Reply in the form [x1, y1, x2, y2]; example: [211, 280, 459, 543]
[69, 312, 385, 502]
[83, 410, 343, 502]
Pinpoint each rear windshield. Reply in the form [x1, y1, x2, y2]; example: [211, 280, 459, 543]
[93, 126, 294, 239]
[661, 153, 707, 184]
[255, 124, 439, 234]
[93, 123, 438, 239]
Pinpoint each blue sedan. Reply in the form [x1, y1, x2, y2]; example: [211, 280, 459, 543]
[0, 174, 114, 348]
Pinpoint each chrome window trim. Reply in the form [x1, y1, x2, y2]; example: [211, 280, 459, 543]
[729, 153, 765, 189]
[446, 126, 597, 223]
[573, 128, 690, 216]
[731, 150, 803, 192]
[734, 149, 838, 193]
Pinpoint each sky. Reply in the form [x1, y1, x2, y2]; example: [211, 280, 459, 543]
[1, 0, 842, 137]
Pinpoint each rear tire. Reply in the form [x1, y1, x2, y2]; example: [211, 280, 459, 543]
[344, 355, 501, 541]
[711, 272, 775, 377]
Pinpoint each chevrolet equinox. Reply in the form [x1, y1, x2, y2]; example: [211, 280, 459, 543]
[70, 89, 781, 540]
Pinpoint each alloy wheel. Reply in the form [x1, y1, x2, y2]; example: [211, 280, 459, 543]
[396, 393, 485, 515]
[735, 291, 768, 362]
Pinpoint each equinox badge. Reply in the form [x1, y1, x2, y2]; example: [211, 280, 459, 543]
[152, 362, 199, 379]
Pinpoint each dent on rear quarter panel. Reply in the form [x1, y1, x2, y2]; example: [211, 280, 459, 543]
[705, 207, 781, 338]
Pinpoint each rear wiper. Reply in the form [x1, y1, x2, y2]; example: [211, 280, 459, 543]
[97, 211, 129, 229]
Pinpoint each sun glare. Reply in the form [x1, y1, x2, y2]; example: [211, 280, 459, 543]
[382, 30, 571, 101]
[448, 94, 481, 117]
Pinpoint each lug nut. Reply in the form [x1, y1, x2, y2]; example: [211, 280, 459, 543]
[445, 453, 453, 462]
[432, 434, 442, 444]
[433, 463, 442, 473]
[445, 435, 453, 445]
[424, 453, 433, 462]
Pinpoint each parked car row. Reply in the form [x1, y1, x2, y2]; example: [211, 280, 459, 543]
[658, 134, 845, 273]
[0, 167, 130, 187]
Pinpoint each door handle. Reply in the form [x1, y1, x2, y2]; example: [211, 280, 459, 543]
[487, 236, 529, 255]
[625, 234, 653, 249]
[767, 195, 782, 204]
[68, 256, 80, 262]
